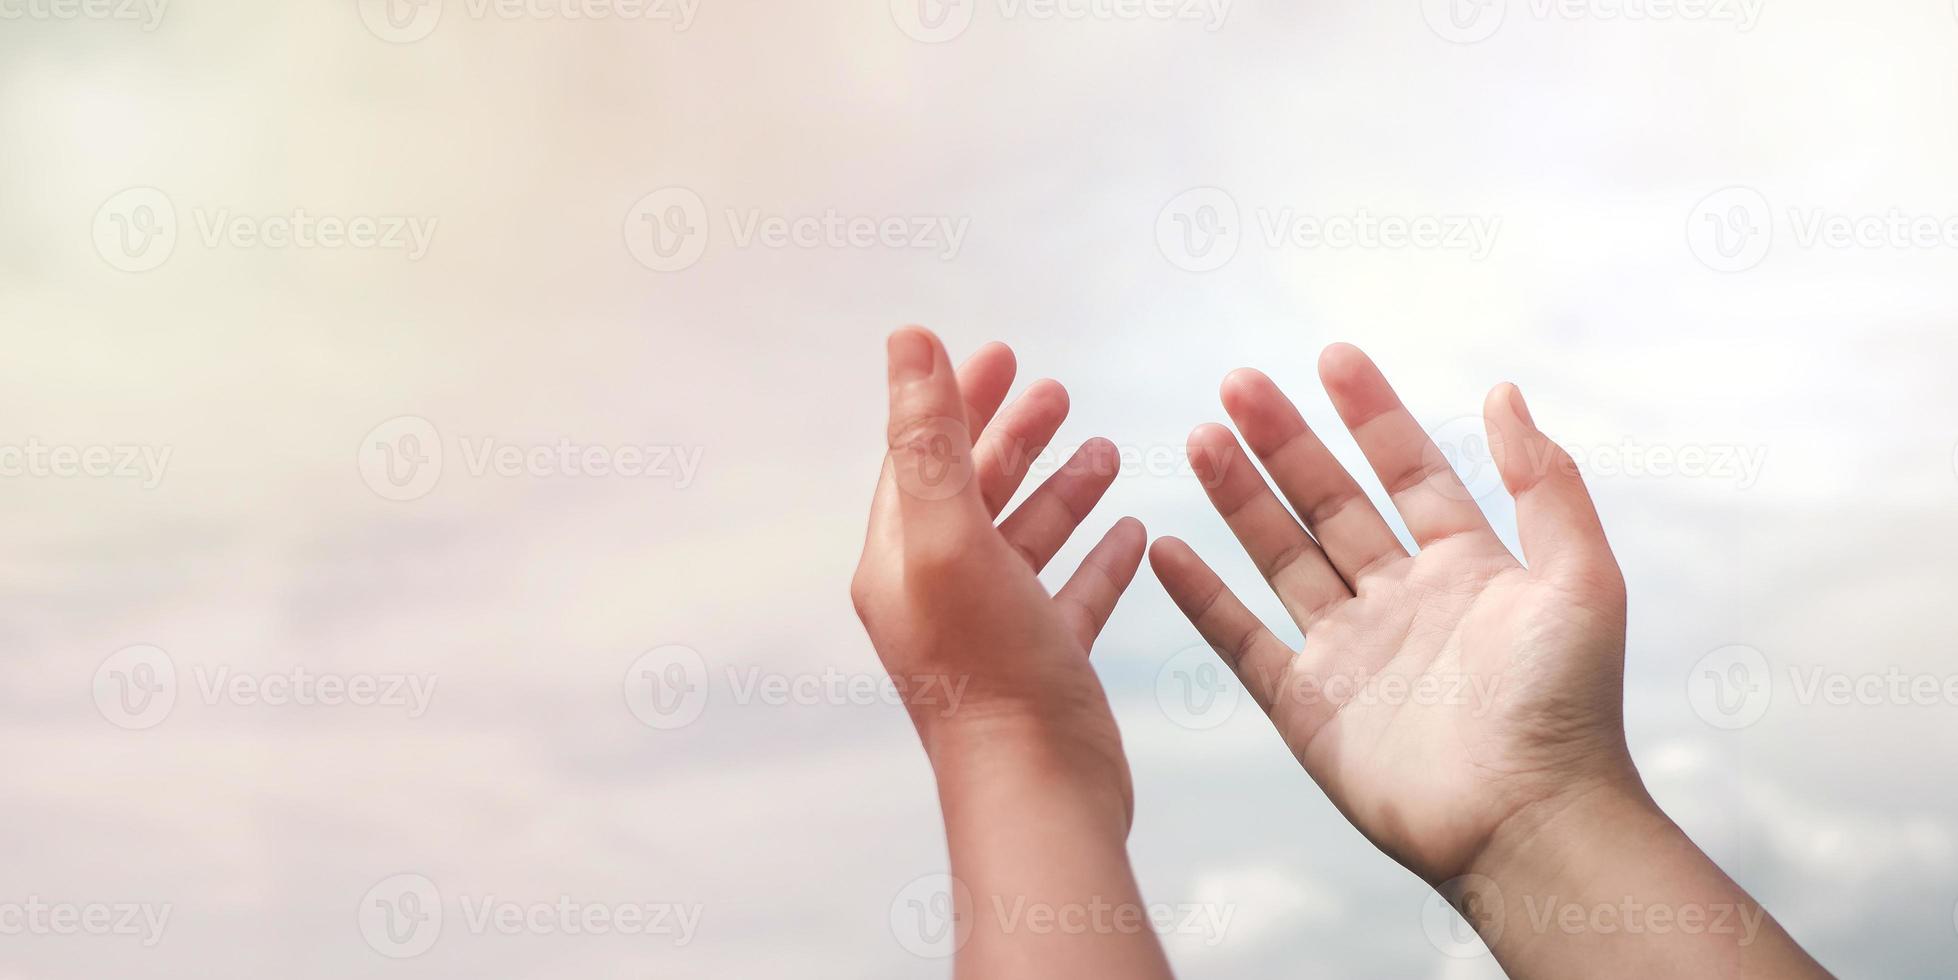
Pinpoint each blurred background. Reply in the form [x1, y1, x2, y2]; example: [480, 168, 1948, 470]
[3, 0, 1957, 975]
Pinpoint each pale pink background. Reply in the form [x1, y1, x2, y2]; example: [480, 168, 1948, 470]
[2, 0, 1957, 975]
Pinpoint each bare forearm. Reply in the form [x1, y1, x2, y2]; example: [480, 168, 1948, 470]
[1459, 780, 1833, 979]
[928, 723, 1175, 980]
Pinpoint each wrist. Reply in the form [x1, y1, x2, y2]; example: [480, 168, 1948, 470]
[1447, 776, 1811, 976]
[1465, 774, 1672, 891]
[922, 706, 1134, 835]
[924, 713, 1170, 980]
[1445, 775, 1671, 963]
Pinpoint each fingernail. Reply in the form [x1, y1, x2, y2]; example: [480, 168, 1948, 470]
[888, 329, 933, 383]
[1508, 383, 1536, 428]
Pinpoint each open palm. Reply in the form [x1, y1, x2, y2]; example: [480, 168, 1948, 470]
[1151, 345, 1637, 884]
[852, 330, 1150, 815]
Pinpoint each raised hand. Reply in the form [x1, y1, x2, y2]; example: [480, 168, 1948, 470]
[851, 326, 1145, 793]
[1152, 345, 1829, 978]
[851, 326, 1172, 978]
[1151, 344, 1633, 883]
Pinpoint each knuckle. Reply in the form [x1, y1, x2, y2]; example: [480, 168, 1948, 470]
[908, 540, 964, 579]
[906, 526, 984, 580]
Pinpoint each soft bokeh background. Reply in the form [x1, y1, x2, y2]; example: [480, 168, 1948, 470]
[3, 0, 1956, 975]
